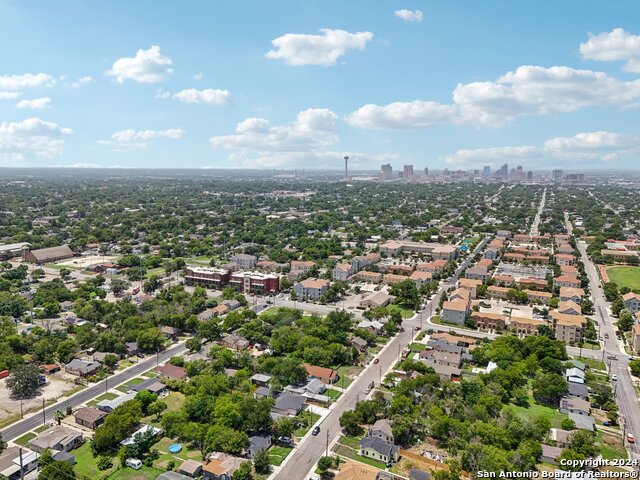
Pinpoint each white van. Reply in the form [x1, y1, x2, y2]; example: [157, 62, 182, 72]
[125, 458, 142, 470]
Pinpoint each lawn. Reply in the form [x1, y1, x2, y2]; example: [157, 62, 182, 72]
[269, 446, 293, 466]
[577, 356, 607, 371]
[607, 266, 640, 291]
[15, 432, 36, 447]
[74, 442, 117, 478]
[88, 391, 118, 407]
[324, 389, 342, 400]
[506, 396, 568, 429]
[408, 342, 425, 352]
[335, 365, 360, 389]
[107, 466, 164, 480]
[117, 359, 134, 371]
[338, 435, 363, 450]
[332, 444, 387, 469]
[116, 377, 145, 393]
[596, 431, 628, 460]
[388, 304, 415, 319]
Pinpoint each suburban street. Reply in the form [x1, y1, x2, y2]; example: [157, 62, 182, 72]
[565, 212, 640, 460]
[1, 341, 187, 442]
[530, 188, 546, 236]
[273, 237, 489, 479]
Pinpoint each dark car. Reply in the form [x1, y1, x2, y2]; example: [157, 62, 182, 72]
[136, 353, 145, 358]
[311, 426, 320, 436]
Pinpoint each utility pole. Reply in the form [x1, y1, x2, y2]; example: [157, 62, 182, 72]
[42, 398, 46, 425]
[20, 398, 23, 419]
[105, 377, 108, 393]
[19, 447, 24, 480]
[325, 429, 329, 457]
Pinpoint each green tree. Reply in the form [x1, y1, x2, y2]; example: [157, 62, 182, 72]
[6, 364, 41, 399]
[317, 456, 334, 474]
[232, 461, 253, 480]
[39, 460, 76, 480]
[617, 309, 634, 332]
[339, 410, 363, 437]
[630, 359, 640, 377]
[253, 448, 271, 474]
[532, 372, 568, 407]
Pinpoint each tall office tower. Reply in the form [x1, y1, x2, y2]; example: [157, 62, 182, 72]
[403, 165, 414, 182]
[527, 170, 533, 180]
[381, 163, 393, 181]
[496, 163, 508, 178]
[483, 165, 491, 176]
[344, 155, 349, 180]
[552, 169, 564, 180]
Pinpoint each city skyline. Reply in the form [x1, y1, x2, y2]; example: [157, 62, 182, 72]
[2, 1, 640, 170]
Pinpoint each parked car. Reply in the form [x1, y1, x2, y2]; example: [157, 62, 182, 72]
[311, 426, 320, 436]
[373, 358, 379, 364]
[627, 433, 635, 444]
[611, 373, 618, 381]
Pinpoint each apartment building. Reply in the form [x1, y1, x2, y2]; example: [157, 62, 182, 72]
[552, 312, 586, 344]
[510, 316, 547, 336]
[487, 285, 510, 299]
[554, 276, 581, 289]
[230, 253, 257, 269]
[471, 312, 506, 331]
[622, 292, 640, 314]
[184, 266, 231, 288]
[441, 300, 469, 325]
[229, 271, 279, 294]
[524, 289, 553, 304]
[294, 278, 330, 300]
[333, 263, 354, 281]
[560, 287, 584, 304]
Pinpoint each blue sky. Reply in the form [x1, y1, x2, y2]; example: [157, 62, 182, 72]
[1, 1, 640, 170]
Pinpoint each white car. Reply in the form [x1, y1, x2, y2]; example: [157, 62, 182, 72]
[611, 374, 618, 381]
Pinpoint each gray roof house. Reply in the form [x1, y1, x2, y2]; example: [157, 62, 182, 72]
[250, 373, 272, 386]
[97, 392, 137, 413]
[247, 435, 272, 458]
[569, 413, 595, 431]
[369, 419, 394, 444]
[567, 382, 589, 401]
[64, 359, 101, 377]
[559, 396, 590, 416]
[29, 426, 83, 453]
[272, 393, 305, 416]
[359, 436, 400, 464]
[129, 376, 167, 395]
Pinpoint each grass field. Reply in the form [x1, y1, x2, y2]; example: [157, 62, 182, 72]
[116, 377, 144, 393]
[74, 442, 117, 478]
[607, 266, 640, 290]
[324, 388, 342, 400]
[88, 391, 118, 407]
[15, 432, 36, 446]
[332, 444, 387, 469]
[269, 446, 293, 466]
[107, 466, 164, 480]
[506, 395, 568, 429]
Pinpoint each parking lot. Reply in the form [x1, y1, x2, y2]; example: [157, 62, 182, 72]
[494, 262, 551, 280]
[476, 298, 539, 319]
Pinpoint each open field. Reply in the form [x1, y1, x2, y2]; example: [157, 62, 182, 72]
[606, 266, 640, 290]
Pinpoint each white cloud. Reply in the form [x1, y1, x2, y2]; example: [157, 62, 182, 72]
[65, 76, 94, 88]
[580, 28, 640, 73]
[0, 92, 21, 100]
[266, 29, 374, 66]
[98, 128, 183, 150]
[106, 46, 173, 84]
[155, 89, 170, 100]
[193, 72, 204, 81]
[0, 73, 54, 90]
[347, 100, 459, 129]
[16, 97, 51, 109]
[211, 108, 338, 152]
[0, 118, 72, 161]
[444, 131, 640, 167]
[172, 88, 232, 105]
[348, 65, 640, 129]
[394, 9, 423, 22]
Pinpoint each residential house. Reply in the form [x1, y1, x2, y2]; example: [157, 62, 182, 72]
[157, 473, 192, 480]
[290, 260, 316, 274]
[357, 319, 384, 335]
[247, 435, 272, 458]
[427, 363, 462, 381]
[178, 460, 204, 478]
[559, 397, 590, 416]
[272, 393, 306, 416]
[160, 326, 180, 340]
[441, 300, 469, 325]
[303, 363, 338, 384]
[351, 336, 369, 352]
[29, 426, 83, 453]
[129, 376, 167, 395]
[74, 407, 107, 430]
[416, 259, 448, 275]
[0, 446, 39, 479]
[568, 382, 589, 401]
[368, 419, 394, 444]
[120, 425, 162, 446]
[555, 254, 576, 266]
[565, 367, 586, 384]
[430, 332, 477, 348]
[125, 342, 139, 356]
[157, 364, 188, 380]
[221, 333, 250, 351]
[333, 263, 354, 281]
[97, 392, 136, 412]
[622, 292, 640, 314]
[410, 271, 433, 289]
[568, 413, 595, 431]
[64, 359, 101, 377]
[541, 445, 563, 464]
[203, 453, 244, 480]
[550, 428, 572, 447]
[558, 301, 581, 316]
[359, 437, 400, 464]
[422, 350, 462, 369]
[335, 460, 379, 480]
[559, 287, 584, 304]
[359, 291, 395, 309]
[294, 278, 330, 301]
[250, 373, 272, 387]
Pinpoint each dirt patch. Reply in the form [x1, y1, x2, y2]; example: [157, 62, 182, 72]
[598, 265, 611, 284]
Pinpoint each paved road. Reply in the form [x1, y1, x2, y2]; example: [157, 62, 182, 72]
[565, 212, 639, 460]
[273, 237, 489, 479]
[1, 341, 187, 442]
[530, 188, 546, 236]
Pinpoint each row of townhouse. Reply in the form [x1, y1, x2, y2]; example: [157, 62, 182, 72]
[184, 266, 280, 293]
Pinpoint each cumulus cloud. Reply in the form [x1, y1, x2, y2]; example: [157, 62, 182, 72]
[172, 88, 232, 105]
[0, 73, 54, 90]
[348, 65, 640, 129]
[394, 9, 423, 22]
[16, 97, 51, 109]
[193, 72, 204, 81]
[106, 46, 173, 84]
[0, 118, 72, 161]
[0, 92, 21, 100]
[211, 108, 338, 152]
[580, 28, 640, 73]
[266, 29, 373, 66]
[65, 76, 94, 88]
[98, 128, 183, 150]
[444, 131, 640, 167]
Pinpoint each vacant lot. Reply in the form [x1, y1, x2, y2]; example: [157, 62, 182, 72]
[607, 266, 640, 291]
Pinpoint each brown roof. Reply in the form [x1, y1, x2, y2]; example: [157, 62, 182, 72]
[157, 363, 187, 380]
[552, 312, 587, 326]
[303, 363, 337, 381]
[299, 278, 330, 289]
[443, 300, 468, 312]
[28, 244, 74, 261]
[524, 289, 553, 298]
[74, 407, 107, 424]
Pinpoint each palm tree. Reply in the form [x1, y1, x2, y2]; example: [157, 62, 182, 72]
[54, 409, 65, 426]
